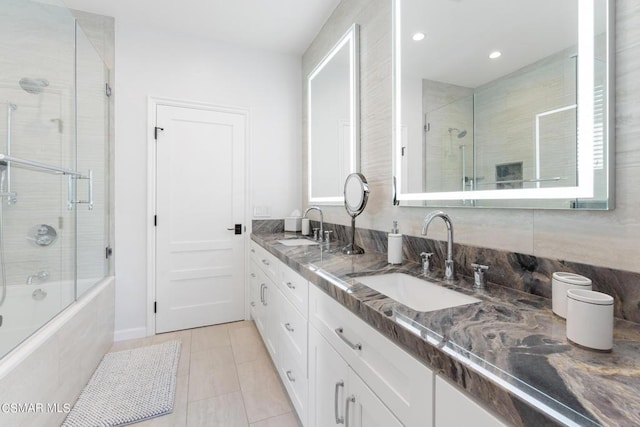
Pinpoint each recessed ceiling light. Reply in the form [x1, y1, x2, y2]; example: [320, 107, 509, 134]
[489, 51, 502, 59]
[412, 32, 425, 41]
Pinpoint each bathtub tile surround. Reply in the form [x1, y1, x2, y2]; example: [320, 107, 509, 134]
[0, 278, 114, 427]
[252, 232, 640, 427]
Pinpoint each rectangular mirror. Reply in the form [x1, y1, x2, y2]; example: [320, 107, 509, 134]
[308, 24, 360, 205]
[393, 0, 614, 209]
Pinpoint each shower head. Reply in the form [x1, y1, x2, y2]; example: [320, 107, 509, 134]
[448, 127, 467, 139]
[19, 78, 49, 95]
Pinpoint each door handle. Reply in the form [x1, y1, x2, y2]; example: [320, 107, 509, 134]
[285, 281, 295, 290]
[286, 370, 295, 382]
[334, 381, 345, 424]
[345, 395, 355, 427]
[335, 327, 362, 351]
[226, 224, 242, 234]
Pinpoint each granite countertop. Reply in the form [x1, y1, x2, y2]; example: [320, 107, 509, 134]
[252, 232, 640, 427]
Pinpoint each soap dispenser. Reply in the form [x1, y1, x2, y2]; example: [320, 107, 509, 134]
[388, 221, 403, 265]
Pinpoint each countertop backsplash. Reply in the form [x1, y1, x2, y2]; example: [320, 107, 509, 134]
[253, 219, 640, 324]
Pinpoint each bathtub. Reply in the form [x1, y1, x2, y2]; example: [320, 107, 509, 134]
[0, 278, 102, 357]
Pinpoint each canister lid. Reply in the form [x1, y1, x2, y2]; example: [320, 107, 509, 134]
[552, 272, 592, 286]
[567, 289, 613, 305]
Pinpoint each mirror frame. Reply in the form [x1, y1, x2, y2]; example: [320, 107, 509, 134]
[308, 23, 360, 205]
[392, 0, 615, 208]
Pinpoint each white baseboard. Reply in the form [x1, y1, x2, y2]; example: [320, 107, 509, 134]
[114, 327, 148, 342]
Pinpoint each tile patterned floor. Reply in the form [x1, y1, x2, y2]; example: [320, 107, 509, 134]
[109, 321, 302, 427]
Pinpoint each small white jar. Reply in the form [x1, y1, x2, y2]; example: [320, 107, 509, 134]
[566, 289, 614, 351]
[552, 272, 592, 319]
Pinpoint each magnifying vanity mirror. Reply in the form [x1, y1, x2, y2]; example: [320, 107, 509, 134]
[393, 0, 614, 209]
[308, 24, 360, 205]
[343, 173, 369, 255]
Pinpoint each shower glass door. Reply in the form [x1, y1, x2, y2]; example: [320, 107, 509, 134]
[0, 0, 110, 358]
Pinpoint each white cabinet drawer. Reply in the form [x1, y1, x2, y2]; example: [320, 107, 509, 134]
[279, 338, 309, 425]
[279, 264, 309, 317]
[278, 294, 308, 368]
[435, 375, 507, 427]
[309, 285, 433, 427]
[251, 241, 278, 282]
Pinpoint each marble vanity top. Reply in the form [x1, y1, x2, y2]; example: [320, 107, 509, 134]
[252, 232, 640, 427]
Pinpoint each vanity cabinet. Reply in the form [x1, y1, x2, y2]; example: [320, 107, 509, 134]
[435, 376, 507, 427]
[249, 241, 310, 424]
[309, 325, 403, 427]
[309, 285, 434, 427]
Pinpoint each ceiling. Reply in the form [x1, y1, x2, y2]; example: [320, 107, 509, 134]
[62, 0, 341, 55]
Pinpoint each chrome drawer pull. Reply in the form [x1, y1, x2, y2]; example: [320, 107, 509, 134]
[335, 327, 362, 351]
[261, 259, 270, 266]
[250, 273, 256, 278]
[250, 302, 255, 307]
[334, 381, 345, 424]
[345, 395, 355, 427]
[285, 323, 294, 332]
[286, 370, 295, 382]
[286, 281, 296, 290]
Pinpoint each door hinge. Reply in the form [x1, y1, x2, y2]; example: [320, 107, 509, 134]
[105, 246, 113, 259]
[154, 126, 164, 140]
[154, 301, 157, 313]
[105, 83, 112, 97]
[154, 215, 157, 227]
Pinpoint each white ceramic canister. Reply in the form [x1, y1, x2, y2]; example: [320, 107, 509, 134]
[566, 289, 614, 351]
[301, 218, 310, 235]
[387, 234, 403, 264]
[552, 272, 592, 319]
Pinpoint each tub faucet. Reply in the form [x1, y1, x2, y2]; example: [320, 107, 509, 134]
[303, 206, 324, 242]
[421, 211, 455, 281]
[26, 271, 48, 285]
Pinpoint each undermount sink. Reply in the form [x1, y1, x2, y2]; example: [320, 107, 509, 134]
[353, 273, 480, 312]
[277, 238, 319, 247]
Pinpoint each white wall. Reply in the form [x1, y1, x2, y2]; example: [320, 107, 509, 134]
[114, 21, 302, 337]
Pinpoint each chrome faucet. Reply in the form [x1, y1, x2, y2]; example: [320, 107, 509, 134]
[421, 211, 455, 281]
[303, 206, 324, 242]
[26, 271, 49, 285]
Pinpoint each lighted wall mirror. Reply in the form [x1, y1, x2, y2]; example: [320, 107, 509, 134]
[392, 0, 614, 209]
[308, 23, 360, 205]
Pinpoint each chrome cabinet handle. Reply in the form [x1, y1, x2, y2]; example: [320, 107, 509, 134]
[260, 284, 265, 304]
[262, 284, 268, 306]
[286, 370, 295, 382]
[286, 281, 295, 290]
[250, 273, 256, 278]
[345, 395, 355, 427]
[251, 248, 255, 253]
[261, 259, 270, 266]
[250, 301, 255, 307]
[284, 323, 294, 332]
[335, 327, 362, 351]
[334, 381, 345, 424]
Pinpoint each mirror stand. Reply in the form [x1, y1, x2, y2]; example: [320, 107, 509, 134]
[343, 216, 364, 255]
[342, 173, 369, 255]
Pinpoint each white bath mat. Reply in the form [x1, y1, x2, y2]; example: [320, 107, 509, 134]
[63, 340, 181, 427]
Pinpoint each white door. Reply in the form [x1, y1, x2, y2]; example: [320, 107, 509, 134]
[155, 104, 246, 333]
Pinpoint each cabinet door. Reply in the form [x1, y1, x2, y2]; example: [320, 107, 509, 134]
[262, 280, 282, 359]
[309, 326, 350, 427]
[249, 260, 260, 316]
[347, 370, 403, 427]
[435, 376, 507, 427]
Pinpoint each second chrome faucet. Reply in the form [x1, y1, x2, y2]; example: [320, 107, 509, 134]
[421, 211, 455, 281]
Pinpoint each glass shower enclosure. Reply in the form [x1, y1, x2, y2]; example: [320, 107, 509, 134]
[0, 0, 110, 358]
